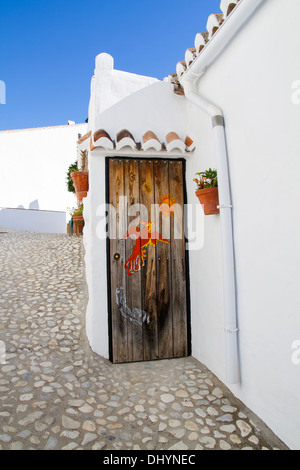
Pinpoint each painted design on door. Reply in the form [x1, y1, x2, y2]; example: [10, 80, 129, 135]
[158, 193, 176, 216]
[116, 287, 150, 326]
[108, 158, 189, 364]
[122, 221, 171, 276]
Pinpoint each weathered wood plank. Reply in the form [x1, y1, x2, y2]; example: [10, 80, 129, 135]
[109, 159, 128, 363]
[139, 159, 158, 361]
[154, 160, 173, 359]
[169, 160, 188, 357]
[123, 159, 143, 362]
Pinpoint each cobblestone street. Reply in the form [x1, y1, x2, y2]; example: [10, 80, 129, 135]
[0, 229, 287, 450]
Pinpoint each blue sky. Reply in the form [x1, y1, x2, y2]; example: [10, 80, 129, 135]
[0, 0, 221, 131]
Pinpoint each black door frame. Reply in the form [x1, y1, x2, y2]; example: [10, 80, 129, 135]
[105, 156, 191, 363]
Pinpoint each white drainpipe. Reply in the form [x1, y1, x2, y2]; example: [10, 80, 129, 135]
[184, 84, 240, 385]
[180, 0, 266, 384]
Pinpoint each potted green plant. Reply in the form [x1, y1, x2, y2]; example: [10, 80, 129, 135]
[194, 168, 219, 215]
[69, 151, 89, 202]
[66, 161, 78, 194]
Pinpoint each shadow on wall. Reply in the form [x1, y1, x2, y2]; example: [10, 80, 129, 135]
[28, 199, 39, 210]
[0, 203, 66, 234]
[15, 199, 39, 210]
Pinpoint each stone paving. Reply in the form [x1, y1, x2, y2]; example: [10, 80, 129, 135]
[0, 228, 288, 451]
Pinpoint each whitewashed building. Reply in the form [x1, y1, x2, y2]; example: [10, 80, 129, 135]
[79, 0, 300, 449]
[0, 121, 87, 233]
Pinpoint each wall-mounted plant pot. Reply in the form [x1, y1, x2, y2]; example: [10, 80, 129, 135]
[71, 171, 89, 202]
[196, 187, 219, 215]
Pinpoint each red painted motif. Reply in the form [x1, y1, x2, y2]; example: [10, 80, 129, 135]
[122, 222, 170, 276]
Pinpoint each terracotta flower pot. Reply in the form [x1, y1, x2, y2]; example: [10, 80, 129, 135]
[72, 215, 84, 235]
[196, 187, 219, 215]
[71, 171, 89, 202]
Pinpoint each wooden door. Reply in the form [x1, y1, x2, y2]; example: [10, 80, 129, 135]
[108, 158, 190, 363]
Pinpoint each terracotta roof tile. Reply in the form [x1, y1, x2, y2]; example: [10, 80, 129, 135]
[82, 129, 195, 153]
[77, 130, 91, 144]
[176, 61, 187, 78]
[116, 129, 135, 143]
[185, 136, 196, 152]
[185, 48, 197, 67]
[207, 13, 225, 38]
[220, 0, 239, 17]
[170, 0, 240, 89]
[90, 136, 95, 152]
[166, 132, 186, 153]
[194, 32, 209, 54]
[93, 129, 115, 149]
[168, 73, 185, 95]
[94, 129, 112, 143]
[116, 129, 137, 150]
[142, 131, 162, 151]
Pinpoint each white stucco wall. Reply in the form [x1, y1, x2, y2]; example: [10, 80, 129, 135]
[0, 122, 88, 231]
[184, 0, 300, 450]
[83, 157, 108, 357]
[184, 116, 226, 380]
[0, 207, 66, 233]
[88, 53, 158, 132]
